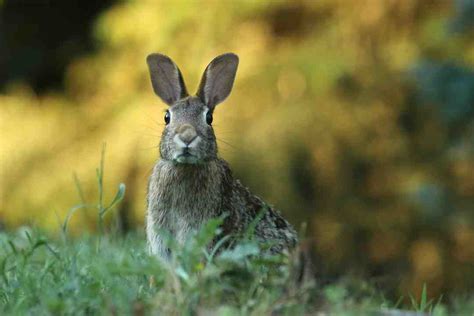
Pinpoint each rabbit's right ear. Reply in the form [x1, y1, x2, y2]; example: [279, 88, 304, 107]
[146, 53, 188, 106]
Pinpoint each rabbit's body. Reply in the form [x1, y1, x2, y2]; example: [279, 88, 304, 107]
[147, 157, 297, 257]
[145, 54, 297, 258]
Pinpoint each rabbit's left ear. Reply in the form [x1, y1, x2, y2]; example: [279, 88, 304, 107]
[197, 53, 239, 109]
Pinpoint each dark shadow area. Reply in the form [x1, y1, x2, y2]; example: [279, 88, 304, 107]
[0, 0, 115, 94]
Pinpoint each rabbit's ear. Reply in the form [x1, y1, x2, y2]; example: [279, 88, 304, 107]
[197, 53, 239, 109]
[147, 53, 188, 105]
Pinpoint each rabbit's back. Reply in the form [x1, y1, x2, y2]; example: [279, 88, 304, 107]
[226, 177, 298, 252]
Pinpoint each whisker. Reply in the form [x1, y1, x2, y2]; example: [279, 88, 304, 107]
[136, 144, 160, 151]
[143, 115, 165, 128]
[216, 138, 240, 151]
[148, 115, 163, 124]
[143, 165, 156, 180]
[143, 124, 163, 131]
[138, 133, 161, 139]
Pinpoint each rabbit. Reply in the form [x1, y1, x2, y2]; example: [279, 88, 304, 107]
[145, 53, 297, 259]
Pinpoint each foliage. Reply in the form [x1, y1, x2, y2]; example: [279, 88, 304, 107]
[62, 143, 126, 251]
[0, 224, 309, 315]
[0, 224, 468, 315]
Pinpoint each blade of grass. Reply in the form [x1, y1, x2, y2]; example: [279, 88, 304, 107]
[73, 172, 86, 205]
[96, 143, 106, 251]
[420, 283, 427, 311]
[100, 183, 126, 217]
[62, 204, 88, 239]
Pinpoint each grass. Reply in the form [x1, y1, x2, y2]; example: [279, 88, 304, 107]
[2, 225, 472, 315]
[0, 223, 313, 315]
[3, 212, 474, 316]
[1, 148, 473, 315]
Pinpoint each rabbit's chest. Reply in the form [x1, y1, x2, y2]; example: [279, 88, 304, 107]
[147, 161, 224, 246]
[159, 181, 220, 240]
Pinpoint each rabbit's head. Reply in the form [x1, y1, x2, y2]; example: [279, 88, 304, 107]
[147, 53, 239, 164]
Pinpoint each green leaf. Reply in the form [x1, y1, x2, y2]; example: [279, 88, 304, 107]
[193, 216, 224, 248]
[420, 283, 427, 311]
[1, 255, 10, 285]
[218, 242, 259, 261]
[243, 206, 268, 240]
[62, 204, 88, 236]
[175, 266, 190, 283]
[208, 235, 232, 262]
[100, 183, 126, 217]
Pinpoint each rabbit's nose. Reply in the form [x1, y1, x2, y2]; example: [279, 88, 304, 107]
[177, 124, 197, 145]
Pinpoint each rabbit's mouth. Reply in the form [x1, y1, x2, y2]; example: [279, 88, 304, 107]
[174, 151, 200, 164]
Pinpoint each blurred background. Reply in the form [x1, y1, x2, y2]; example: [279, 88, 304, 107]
[0, 0, 473, 300]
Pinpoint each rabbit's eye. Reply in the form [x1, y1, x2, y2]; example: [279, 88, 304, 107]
[164, 111, 170, 125]
[206, 112, 213, 125]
